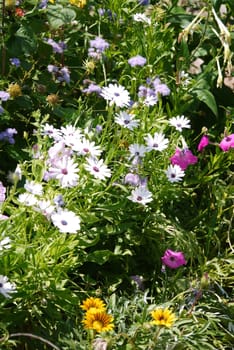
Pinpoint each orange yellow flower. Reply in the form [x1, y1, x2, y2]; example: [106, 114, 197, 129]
[150, 308, 176, 328]
[82, 310, 114, 333]
[80, 297, 106, 313]
[69, 0, 86, 8]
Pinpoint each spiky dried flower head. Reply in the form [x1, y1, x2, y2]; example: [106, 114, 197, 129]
[8, 83, 22, 98]
[46, 94, 60, 106]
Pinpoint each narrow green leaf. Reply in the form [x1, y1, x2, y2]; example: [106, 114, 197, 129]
[194, 89, 218, 117]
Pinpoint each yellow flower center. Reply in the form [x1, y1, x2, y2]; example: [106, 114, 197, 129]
[93, 320, 103, 332]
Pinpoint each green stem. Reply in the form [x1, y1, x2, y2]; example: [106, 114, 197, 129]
[148, 327, 163, 350]
[0, 333, 61, 350]
[1, 0, 6, 76]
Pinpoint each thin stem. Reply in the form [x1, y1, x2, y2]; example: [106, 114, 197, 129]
[0, 333, 61, 350]
[148, 326, 163, 350]
[1, 0, 6, 76]
[227, 204, 234, 253]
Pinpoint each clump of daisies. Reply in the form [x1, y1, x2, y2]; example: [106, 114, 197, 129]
[114, 111, 199, 205]
[16, 122, 113, 233]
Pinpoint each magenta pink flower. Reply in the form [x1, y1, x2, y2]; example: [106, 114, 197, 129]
[197, 135, 209, 152]
[170, 149, 198, 170]
[161, 249, 187, 269]
[219, 134, 234, 152]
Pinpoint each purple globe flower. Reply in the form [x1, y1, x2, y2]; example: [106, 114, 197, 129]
[89, 37, 109, 51]
[47, 38, 67, 54]
[128, 55, 147, 67]
[9, 58, 21, 67]
[0, 128, 18, 144]
[82, 83, 102, 94]
[0, 91, 10, 102]
[161, 249, 187, 269]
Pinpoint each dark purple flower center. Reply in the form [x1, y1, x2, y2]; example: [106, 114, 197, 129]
[61, 220, 68, 226]
[93, 166, 100, 172]
[169, 256, 175, 261]
[0, 283, 3, 288]
[225, 136, 231, 142]
[124, 120, 130, 124]
[137, 196, 142, 201]
[83, 148, 89, 153]
[114, 92, 120, 97]
[171, 173, 176, 178]
[153, 143, 158, 148]
[61, 168, 68, 175]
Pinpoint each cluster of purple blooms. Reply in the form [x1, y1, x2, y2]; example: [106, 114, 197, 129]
[82, 81, 102, 95]
[128, 55, 147, 67]
[38, 0, 49, 9]
[47, 65, 70, 84]
[0, 91, 10, 102]
[9, 58, 21, 67]
[138, 77, 171, 106]
[88, 36, 109, 60]
[0, 128, 17, 144]
[46, 39, 67, 54]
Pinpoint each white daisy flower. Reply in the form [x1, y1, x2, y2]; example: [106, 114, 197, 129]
[24, 180, 43, 196]
[143, 95, 158, 106]
[100, 84, 130, 108]
[73, 138, 102, 157]
[0, 275, 16, 298]
[48, 141, 72, 162]
[41, 123, 62, 141]
[166, 164, 185, 183]
[169, 115, 191, 132]
[145, 132, 169, 152]
[133, 13, 151, 25]
[115, 111, 139, 130]
[51, 209, 81, 233]
[179, 71, 191, 86]
[129, 144, 147, 159]
[34, 200, 55, 218]
[60, 125, 83, 148]
[0, 236, 11, 251]
[18, 193, 38, 206]
[127, 186, 153, 206]
[85, 157, 111, 180]
[48, 156, 79, 188]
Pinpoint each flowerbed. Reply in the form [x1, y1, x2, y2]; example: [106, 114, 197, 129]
[0, 0, 233, 349]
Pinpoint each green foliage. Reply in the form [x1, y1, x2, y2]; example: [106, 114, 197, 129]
[0, 0, 233, 348]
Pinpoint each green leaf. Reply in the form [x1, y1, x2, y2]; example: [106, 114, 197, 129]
[194, 89, 218, 117]
[7, 25, 37, 55]
[47, 5, 77, 29]
[86, 250, 114, 265]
